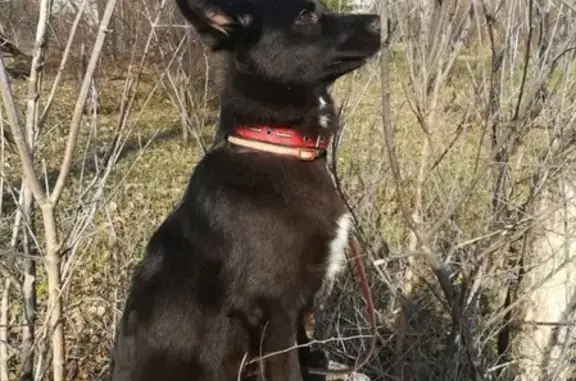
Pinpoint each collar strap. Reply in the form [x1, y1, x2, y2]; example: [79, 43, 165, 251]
[227, 126, 331, 161]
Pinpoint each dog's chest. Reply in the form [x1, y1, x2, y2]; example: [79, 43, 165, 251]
[325, 212, 352, 283]
[310, 211, 352, 308]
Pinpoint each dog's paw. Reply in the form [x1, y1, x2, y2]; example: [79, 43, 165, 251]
[304, 350, 329, 381]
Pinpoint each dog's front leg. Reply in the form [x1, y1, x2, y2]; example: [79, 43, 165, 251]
[257, 311, 303, 381]
[297, 307, 328, 381]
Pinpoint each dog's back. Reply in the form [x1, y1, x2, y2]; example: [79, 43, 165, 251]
[109, 1, 381, 380]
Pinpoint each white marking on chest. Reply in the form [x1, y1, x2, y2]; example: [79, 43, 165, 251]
[318, 96, 330, 129]
[325, 213, 352, 282]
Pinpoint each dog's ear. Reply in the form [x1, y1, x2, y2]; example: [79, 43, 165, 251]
[175, 0, 253, 50]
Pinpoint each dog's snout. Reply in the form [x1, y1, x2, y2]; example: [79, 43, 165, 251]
[367, 15, 380, 34]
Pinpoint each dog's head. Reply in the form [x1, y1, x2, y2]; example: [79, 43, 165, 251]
[175, 0, 381, 86]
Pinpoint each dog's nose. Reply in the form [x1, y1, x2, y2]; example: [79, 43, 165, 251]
[367, 15, 381, 34]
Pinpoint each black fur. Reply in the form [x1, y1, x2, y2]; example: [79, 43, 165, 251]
[109, 0, 381, 380]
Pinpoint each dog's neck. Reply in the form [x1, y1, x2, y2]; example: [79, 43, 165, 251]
[218, 69, 339, 138]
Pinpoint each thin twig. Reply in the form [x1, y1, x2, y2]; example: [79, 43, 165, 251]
[0, 262, 22, 294]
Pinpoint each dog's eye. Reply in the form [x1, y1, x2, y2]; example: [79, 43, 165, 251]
[295, 9, 318, 25]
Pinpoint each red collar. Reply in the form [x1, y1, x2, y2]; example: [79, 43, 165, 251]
[227, 125, 331, 161]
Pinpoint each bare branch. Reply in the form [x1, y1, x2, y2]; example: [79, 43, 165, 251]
[0, 56, 47, 206]
[40, 0, 89, 125]
[50, 0, 118, 205]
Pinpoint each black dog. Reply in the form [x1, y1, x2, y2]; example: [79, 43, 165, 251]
[109, 0, 381, 380]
